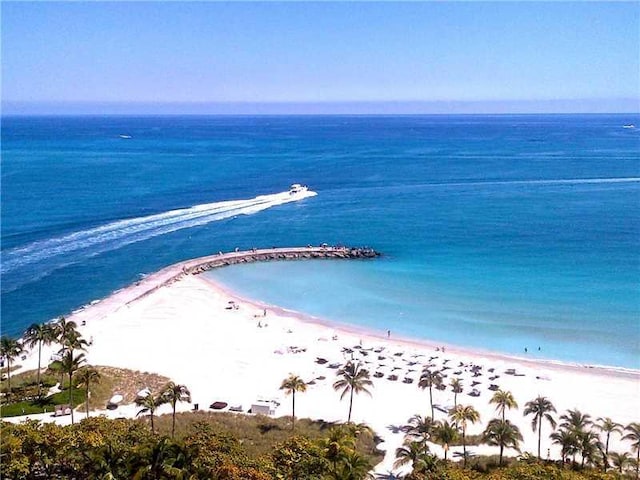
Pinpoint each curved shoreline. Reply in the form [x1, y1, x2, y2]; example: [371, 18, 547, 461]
[49, 246, 637, 379]
[198, 275, 640, 380]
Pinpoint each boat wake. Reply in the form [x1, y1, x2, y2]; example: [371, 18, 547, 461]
[1, 189, 317, 286]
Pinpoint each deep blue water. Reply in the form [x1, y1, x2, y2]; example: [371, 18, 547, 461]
[2, 114, 639, 368]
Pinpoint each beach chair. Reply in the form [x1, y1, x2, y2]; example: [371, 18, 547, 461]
[54, 404, 71, 416]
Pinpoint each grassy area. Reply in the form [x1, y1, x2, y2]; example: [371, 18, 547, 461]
[0, 366, 168, 418]
[0, 387, 84, 417]
[1, 368, 59, 395]
[152, 411, 384, 465]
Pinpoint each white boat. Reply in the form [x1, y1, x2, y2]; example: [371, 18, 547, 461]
[622, 124, 635, 129]
[119, 134, 132, 139]
[289, 183, 308, 195]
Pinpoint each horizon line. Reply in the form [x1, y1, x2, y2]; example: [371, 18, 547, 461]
[3, 98, 639, 115]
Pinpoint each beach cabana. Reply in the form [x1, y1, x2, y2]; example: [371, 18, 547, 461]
[250, 401, 275, 415]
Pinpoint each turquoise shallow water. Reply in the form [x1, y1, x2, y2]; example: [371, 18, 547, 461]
[2, 114, 639, 368]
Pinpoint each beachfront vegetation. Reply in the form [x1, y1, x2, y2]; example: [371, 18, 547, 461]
[482, 418, 523, 466]
[161, 382, 192, 438]
[22, 323, 56, 399]
[136, 390, 164, 435]
[75, 366, 101, 419]
[54, 351, 86, 425]
[1, 318, 90, 420]
[449, 404, 481, 467]
[333, 361, 373, 423]
[432, 420, 459, 460]
[406, 414, 437, 445]
[597, 417, 623, 468]
[0, 336, 24, 400]
[622, 423, 640, 479]
[524, 395, 557, 459]
[418, 367, 443, 420]
[1, 365, 168, 419]
[490, 389, 518, 421]
[279, 373, 307, 431]
[1, 401, 639, 479]
[451, 376, 463, 408]
[395, 398, 639, 479]
[1, 413, 383, 480]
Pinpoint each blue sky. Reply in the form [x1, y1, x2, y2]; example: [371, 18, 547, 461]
[2, 2, 639, 114]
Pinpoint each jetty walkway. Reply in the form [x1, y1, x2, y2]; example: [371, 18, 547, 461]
[65, 246, 380, 323]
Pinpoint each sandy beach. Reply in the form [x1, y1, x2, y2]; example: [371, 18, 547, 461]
[9, 256, 640, 475]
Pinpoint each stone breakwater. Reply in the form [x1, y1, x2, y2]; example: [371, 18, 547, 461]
[183, 246, 381, 275]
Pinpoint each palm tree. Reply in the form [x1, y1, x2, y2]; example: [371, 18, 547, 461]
[58, 330, 88, 357]
[609, 452, 632, 474]
[0, 336, 23, 401]
[393, 439, 432, 472]
[405, 414, 436, 445]
[596, 417, 623, 471]
[279, 373, 307, 431]
[161, 382, 191, 438]
[332, 450, 373, 480]
[54, 317, 80, 348]
[551, 428, 579, 464]
[333, 361, 373, 423]
[136, 392, 162, 434]
[450, 378, 463, 408]
[322, 426, 357, 474]
[131, 436, 190, 480]
[58, 350, 86, 424]
[578, 430, 603, 468]
[623, 422, 640, 479]
[489, 389, 518, 421]
[75, 366, 101, 419]
[432, 420, 458, 461]
[560, 409, 592, 433]
[23, 323, 56, 398]
[448, 404, 480, 467]
[483, 418, 523, 466]
[418, 368, 443, 420]
[523, 396, 557, 459]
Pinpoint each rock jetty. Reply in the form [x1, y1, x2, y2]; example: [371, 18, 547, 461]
[183, 246, 380, 275]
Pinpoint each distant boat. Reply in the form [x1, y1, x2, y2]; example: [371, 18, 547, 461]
[622, 125, 635, 129]
[119, 134, 132, 139]
[289, 183, 308, 195]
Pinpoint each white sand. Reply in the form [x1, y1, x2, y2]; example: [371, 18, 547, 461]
[10, 270, 640, 475]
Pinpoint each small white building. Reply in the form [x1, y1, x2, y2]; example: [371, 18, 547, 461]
[250, 400, 275, 416]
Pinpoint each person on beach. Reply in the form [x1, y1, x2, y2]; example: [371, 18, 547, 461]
[387, 329, 391, 338]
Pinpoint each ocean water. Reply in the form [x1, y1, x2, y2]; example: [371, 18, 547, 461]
[1, 114, 639, 368]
